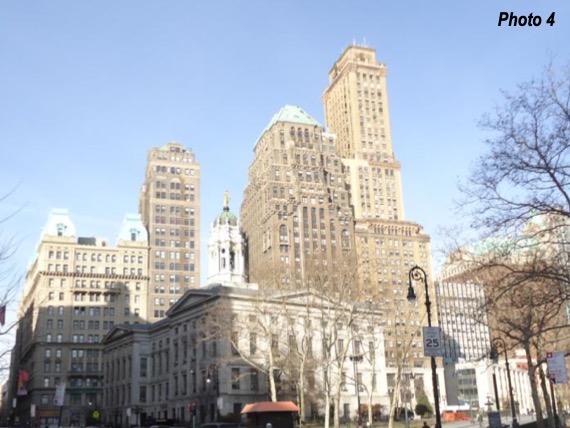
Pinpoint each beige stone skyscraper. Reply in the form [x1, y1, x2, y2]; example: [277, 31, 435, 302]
[323, 46, 435, 374]
[240, 105, 354, 288]
[139, 142, 200, 321]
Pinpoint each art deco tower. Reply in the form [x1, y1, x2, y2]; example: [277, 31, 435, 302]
[139, 142, 200, 321]
[323, 46, 435, 374]
[240, 106, 354, 288]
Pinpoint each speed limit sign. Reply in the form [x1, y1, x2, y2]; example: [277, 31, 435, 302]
[423, 326, 443, 357]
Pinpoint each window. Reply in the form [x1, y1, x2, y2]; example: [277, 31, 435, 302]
[250, 369, 258, 390]
[249, 333, 257, 355]
[231, 368, 240, 390]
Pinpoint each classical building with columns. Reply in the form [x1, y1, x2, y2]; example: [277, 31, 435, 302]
[101, 197, 389, 425]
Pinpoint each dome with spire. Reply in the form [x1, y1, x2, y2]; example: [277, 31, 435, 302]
[213, 190, 238, 227]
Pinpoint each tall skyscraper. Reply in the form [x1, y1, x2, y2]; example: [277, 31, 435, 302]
[240, 105, 354, 288]
[11, 209, 149, 428]
[322, 46, 434, 373]
[139, 142, 201, 321]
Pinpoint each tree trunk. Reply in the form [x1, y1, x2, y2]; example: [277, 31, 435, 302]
[268, 358, 277, 401]
[368, 392, 373, 427]
[324, 394, 331, 428]
[333, 389, 341, 428]
[525, 347, 545, 428]
[388, 369, 402, 428]
[298, 371, 306, 424]
[538, 365, 554, 428]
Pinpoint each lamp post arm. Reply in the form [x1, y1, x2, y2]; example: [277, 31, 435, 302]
[409, 266, 432, 327]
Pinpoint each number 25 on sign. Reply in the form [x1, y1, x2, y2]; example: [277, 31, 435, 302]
[423, 326, 444, 357]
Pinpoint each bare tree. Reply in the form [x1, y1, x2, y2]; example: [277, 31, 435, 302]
[459, 61, 570, 294]
[454, 62, 570, 428]
[0, 187, 24, 373]
[201, 286, 287, 402]
[449, 256, 570, 428]
[461, 62, 570, 233]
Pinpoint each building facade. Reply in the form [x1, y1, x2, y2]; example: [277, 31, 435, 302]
[240, 105, 355, 289]
[11, 209, 149, 428]
[322, 45, 435, 374]
[102, 200, 390, 425]
[139, 142, 201, 321]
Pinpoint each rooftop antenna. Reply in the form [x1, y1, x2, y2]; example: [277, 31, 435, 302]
[363, 36, 368, 47]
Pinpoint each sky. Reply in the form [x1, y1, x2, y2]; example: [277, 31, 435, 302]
[1, 0, 569, 329]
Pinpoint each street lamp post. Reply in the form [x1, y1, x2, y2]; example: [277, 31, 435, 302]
[349, 354, 363, 426]
[407, 265, 442, 428]
[206, 365, 219, 421]
[492, 368, 501, 412]
[491, 338, 519, 428]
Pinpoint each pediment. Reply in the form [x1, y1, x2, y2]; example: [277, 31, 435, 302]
[166, 288, 219, 317]
[102, 325, 136, 344]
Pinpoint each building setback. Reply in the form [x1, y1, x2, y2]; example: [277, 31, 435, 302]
[10, 209, 149, 428]
[321, 45, 435, 376]
[139, 142, 201, 321]
[240, 45, 438, 402]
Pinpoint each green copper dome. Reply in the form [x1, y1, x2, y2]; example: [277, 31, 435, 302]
[214, 207, 238, 227]
[213, 191, 238, 226]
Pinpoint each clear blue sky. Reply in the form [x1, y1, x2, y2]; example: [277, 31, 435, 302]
[1, 0, 569, 326]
